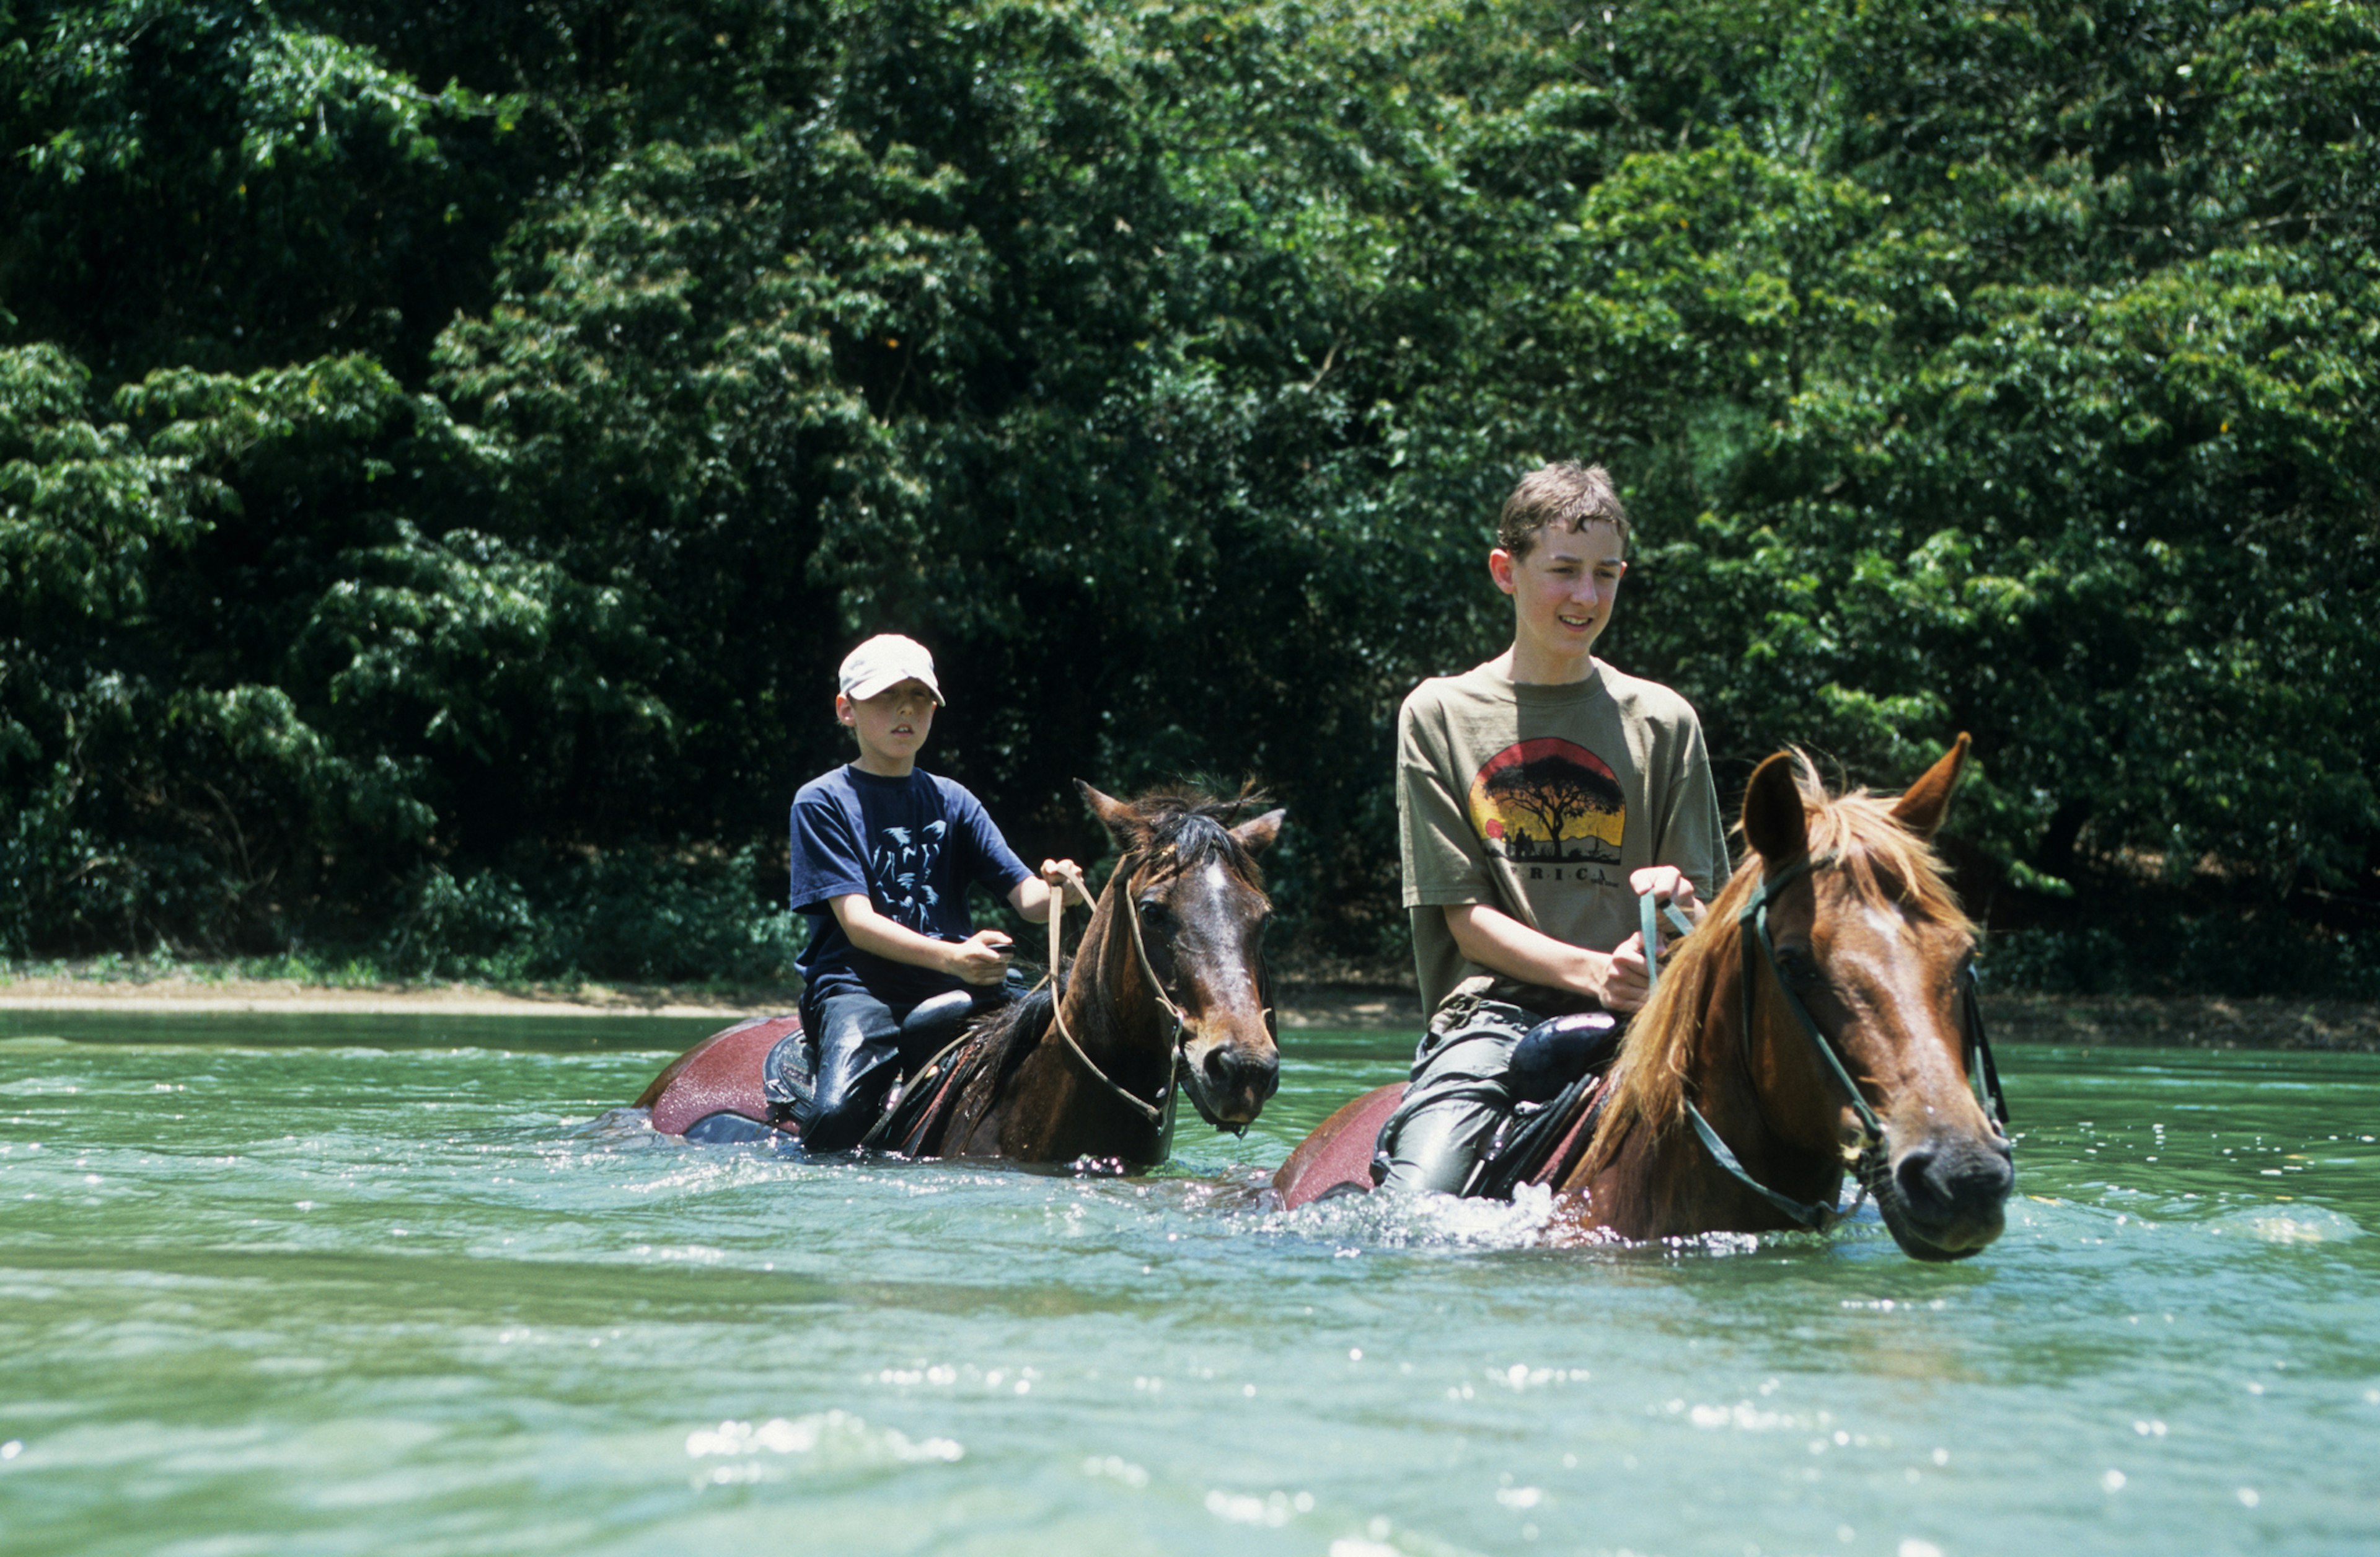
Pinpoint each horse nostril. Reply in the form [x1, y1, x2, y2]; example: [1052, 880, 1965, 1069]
[1893, 1145, 1946, 1213]
[1204, 1045, 1279, 1101]
[1897, 1139, 2013, 1218]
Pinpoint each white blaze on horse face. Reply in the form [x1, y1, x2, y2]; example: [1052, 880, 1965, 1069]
[1185, 860, 1266, 1021]
[1839, 901, 1970, 1100]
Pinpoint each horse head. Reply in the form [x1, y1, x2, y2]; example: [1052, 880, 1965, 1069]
[1739, 736, 2013, 1260]
[1078, 782, 1285, 1130]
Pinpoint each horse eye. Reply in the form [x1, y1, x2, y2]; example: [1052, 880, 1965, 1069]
[1136, 899, 1168, 927]
[1774, 947, 1822, 988]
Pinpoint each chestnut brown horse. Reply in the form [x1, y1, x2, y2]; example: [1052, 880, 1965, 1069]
[1275, 737, 2013, 1261]
[636, 782, 1285, 1168]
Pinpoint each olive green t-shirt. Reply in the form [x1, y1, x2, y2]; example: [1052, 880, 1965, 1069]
[1396, 659, 1730, 1015]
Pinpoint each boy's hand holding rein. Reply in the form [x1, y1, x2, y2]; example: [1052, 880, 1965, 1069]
[1003, 857, 1092, 926]
[1628, 864, 1701, 923]
[1042, 858, 1093, 909]
[944, 929, 1017, 987]
[1598, 867, 1703, 1010]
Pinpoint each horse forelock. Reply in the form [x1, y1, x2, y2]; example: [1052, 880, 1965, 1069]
[1799, 777, 1973, 938]
[1114, 785, 1267, 889]
[1581, 757, 1971, 1175]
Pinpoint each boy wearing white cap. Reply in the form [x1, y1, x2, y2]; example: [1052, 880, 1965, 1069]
[782, 634, 1088, 1150]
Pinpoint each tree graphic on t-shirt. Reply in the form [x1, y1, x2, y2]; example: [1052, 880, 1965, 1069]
[1479, 751, 1624, 862]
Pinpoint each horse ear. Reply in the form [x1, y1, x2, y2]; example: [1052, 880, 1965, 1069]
[1889, 733, 1972, 840]
[1075, 780, 1140, 848]
[1742, 752, 1809, 863]
[1230, 808, 1287, 855]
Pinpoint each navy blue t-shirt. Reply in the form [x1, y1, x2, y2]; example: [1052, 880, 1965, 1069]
[789, 765, 1033, 1008]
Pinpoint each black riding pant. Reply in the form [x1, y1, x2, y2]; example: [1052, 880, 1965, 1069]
[1372, 978, 1621, 1195]
[1372, 980, 1545, 1195]
[790, 981, 1016, 1152]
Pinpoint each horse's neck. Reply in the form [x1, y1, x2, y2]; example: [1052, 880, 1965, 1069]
[959, 899, 1155, 1160]
[1583, 977, 1742, 1233]
[1039, 889, 1172, 1105]
[1577, 945, 1840, 1237]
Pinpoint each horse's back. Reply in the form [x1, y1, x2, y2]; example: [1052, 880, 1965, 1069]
[1272, 1083, 1404, 1210]
[639, 1015, 802, 1139]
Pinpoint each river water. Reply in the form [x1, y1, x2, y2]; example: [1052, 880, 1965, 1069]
[0, 1013, 2373, 1556]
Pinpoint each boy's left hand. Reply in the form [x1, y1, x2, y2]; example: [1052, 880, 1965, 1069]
[1629, 865, 1701, 923]
[1042, 858, 1093, 907]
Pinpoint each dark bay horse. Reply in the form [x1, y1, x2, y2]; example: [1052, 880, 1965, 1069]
[635, 783, 1285, 1168]
[1275, 738, 2014, 1261]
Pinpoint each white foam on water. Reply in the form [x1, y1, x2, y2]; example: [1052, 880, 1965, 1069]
[683, 1409, 962, 1484]
[1235, 1180, 1559, 1251]
[1202, 1486, 1315, 1526]
[2205, 1206, 2362, 1245]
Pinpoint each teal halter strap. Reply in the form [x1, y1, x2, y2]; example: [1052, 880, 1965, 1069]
[1639, 888, 1696, 997]
[1737, 852, 1884, 1145]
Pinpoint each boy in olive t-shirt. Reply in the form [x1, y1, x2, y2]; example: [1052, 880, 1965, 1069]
[1377, 463, 1729, 1194]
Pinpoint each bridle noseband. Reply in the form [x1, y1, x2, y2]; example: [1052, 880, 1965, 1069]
[1647, 854, 2010, 1232]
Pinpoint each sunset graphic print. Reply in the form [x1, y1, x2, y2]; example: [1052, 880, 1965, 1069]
[1466, 738, 1626, 867]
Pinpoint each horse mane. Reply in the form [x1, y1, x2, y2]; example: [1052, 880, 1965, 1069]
[945, 982, 1057, 1144]
[938, 780, 1267, 1144]
[1580, 753, 1974, 1172]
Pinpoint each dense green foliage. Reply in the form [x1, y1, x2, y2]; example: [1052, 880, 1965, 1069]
[3, 0, 2375, 989]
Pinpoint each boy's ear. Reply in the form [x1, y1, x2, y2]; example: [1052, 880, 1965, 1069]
[1075, 780, 1140, 849]
[1230, 808, 1287, 855]
[1889, 733, 1972, 841]
[1741, 752, 1809, 863]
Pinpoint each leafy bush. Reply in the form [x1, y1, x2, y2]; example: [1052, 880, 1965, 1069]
[2, 0, 2374, 989]
[382, 847, 804, 985]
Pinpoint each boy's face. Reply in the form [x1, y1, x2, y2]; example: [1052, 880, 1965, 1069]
[837, 679, 938, 769]
[1490, 521, 1628, 667]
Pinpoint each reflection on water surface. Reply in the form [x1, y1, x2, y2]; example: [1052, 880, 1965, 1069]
[0, 1013, 2374, 1556]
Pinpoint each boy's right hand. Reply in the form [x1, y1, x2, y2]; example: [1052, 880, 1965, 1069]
[1591, 933, 1652, 1012]
[945, 929, 1015, 986]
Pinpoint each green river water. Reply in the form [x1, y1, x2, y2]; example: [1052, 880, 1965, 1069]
[0, 1013, 2374, 1557]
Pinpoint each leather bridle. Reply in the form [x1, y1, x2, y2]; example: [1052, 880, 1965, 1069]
[1644, 858, 2011, 1230]
[1041, 853, 1270, 1157]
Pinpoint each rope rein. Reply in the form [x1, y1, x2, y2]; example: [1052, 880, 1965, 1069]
[1040, 859, 1191, 1149]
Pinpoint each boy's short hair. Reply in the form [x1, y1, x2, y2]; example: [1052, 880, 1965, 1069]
[1497, 462, 1631, 561]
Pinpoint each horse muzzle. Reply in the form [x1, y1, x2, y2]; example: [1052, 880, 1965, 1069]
[1869, 1129, 2014, 1261]
[1180, 1032, 1279, 1130]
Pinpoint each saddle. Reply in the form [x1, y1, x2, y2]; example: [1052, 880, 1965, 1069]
[1272, 1010, 1625, 1210]
[853, 1010, 1014, 1158]
[654, 991, 1014, 1153]
[1466, 1011, 1625, 1200]
[745, 989, 1015, 1157]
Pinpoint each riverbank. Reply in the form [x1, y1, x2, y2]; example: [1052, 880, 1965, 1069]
[0, 969, 780, 1020]
[0, 968, 1421, 1029]
[2, 966, 2374, 1049]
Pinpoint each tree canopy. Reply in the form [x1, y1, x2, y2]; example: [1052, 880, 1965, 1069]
[3, 0, 2375, 990]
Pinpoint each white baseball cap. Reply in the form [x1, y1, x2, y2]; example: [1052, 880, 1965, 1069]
[837, 633, 945, 704]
